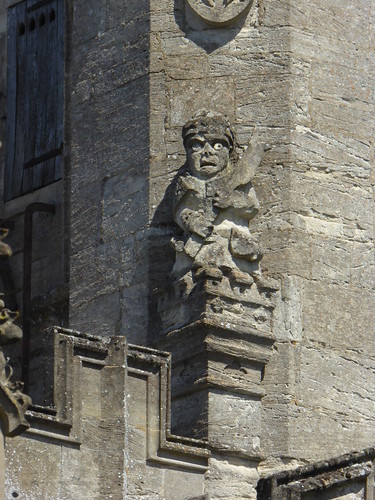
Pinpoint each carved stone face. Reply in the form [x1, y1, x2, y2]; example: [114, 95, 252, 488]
[186, 133, 230, 179]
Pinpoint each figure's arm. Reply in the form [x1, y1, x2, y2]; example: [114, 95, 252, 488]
[179, 208, 213, 238]
[173, 176, 213, 237]
[212, 129, 265, 219]
[213, 186, 259, 220]
[233, 129, 265, 188]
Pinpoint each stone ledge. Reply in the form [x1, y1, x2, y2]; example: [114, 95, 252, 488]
[257, 448, 375, 499]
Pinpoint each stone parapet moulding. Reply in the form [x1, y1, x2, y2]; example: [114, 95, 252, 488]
[24, 327, 209, 471]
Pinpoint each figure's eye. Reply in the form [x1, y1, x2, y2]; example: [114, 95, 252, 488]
[213, 142, 224, 151]
[190, 140, 204, 152]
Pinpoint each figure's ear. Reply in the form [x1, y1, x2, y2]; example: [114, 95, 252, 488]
[235, 128, 265, 185]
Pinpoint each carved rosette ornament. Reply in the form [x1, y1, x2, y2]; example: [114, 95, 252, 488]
[186, 0, 254, 25]
[0, 230, 31, 437]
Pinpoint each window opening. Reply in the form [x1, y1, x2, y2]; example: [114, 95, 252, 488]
[5, 0, 64, 201]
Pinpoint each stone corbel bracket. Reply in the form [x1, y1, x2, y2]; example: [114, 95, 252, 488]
[158, 272, 278, 409]
[160, 318, 276, 401]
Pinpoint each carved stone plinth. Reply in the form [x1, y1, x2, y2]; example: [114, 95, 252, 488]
[158, 274, 278, 456]
[158, 271, 278, 337]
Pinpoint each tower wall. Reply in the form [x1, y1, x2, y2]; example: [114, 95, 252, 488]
[0, 0, 374, 497]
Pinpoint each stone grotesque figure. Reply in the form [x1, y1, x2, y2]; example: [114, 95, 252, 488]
[171, 111, 263, 287]
[158, 111, 277, 334]
[0, 229, 31, 436]
[0, 229, 22, 344]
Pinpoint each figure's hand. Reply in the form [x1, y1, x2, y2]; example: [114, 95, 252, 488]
[180, 209, 213, 238]
[230, 227, 263, 262]
[213, 191, 250, 209]
[213, 193, 231, 209]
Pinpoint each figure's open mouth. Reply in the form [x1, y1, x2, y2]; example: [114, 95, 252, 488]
[201, 160, 216, 166]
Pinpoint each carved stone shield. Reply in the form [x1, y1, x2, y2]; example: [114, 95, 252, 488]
[186, 0, 253, 25]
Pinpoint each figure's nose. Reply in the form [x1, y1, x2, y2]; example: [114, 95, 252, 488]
[202, 143, 215, 155]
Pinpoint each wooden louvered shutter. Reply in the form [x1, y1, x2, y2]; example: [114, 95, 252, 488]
[5, 0, 64, 201]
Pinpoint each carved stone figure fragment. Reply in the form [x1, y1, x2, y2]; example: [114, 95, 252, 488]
[0, 230, 30, 437]
[172, 110, 263, 285]
[158, 111, 278, 334]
